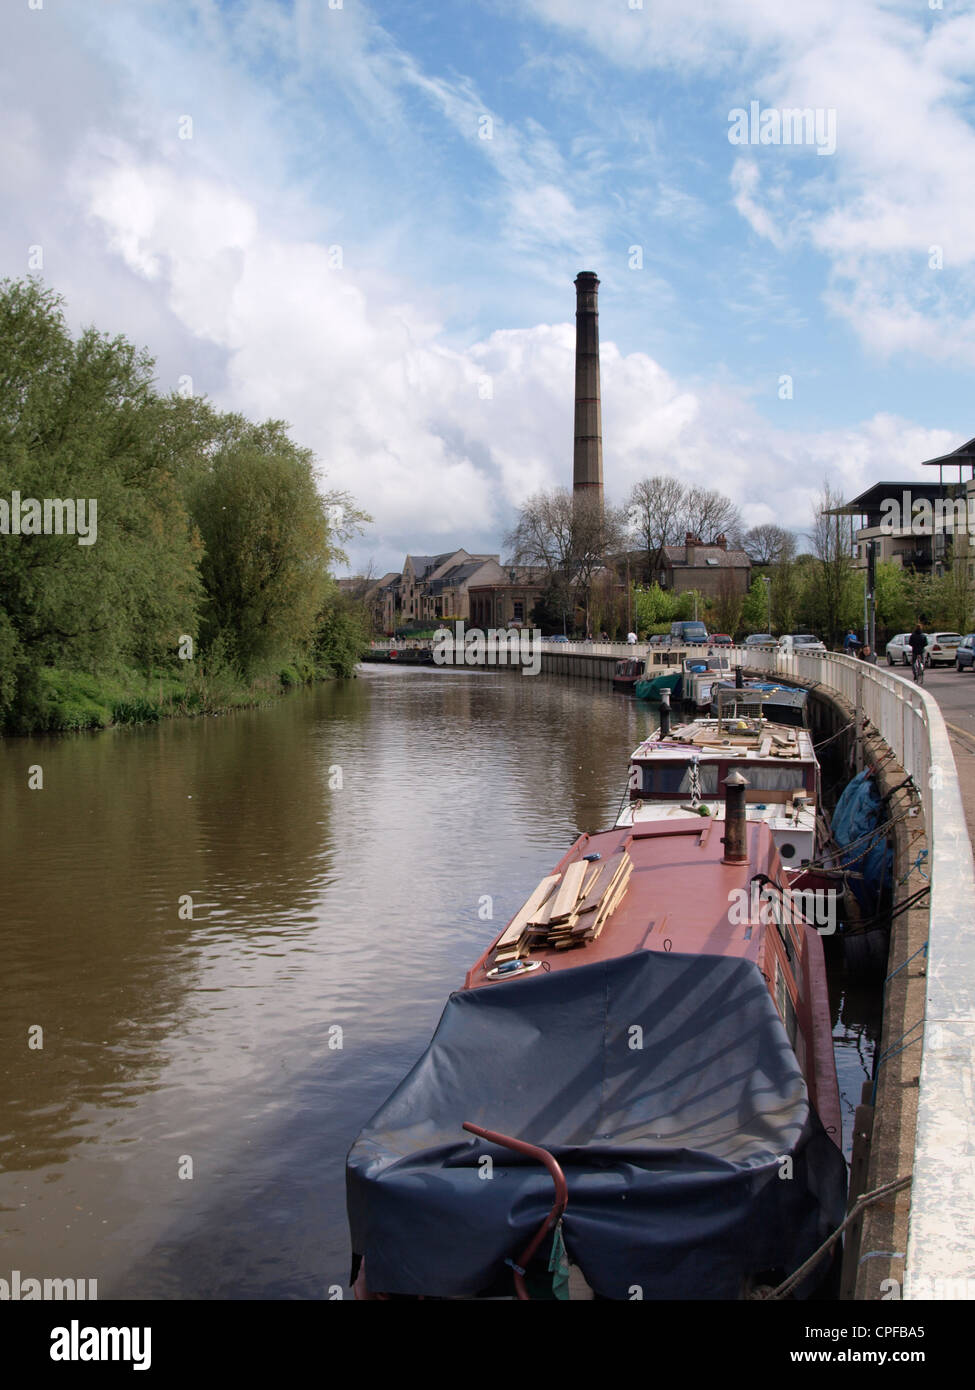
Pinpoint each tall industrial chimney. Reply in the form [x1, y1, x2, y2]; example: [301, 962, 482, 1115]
[573, 271, 603, 503]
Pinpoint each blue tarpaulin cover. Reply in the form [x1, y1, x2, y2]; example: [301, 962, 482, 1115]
[347, 951, 847, 1299]
[831, 769, 892, 910]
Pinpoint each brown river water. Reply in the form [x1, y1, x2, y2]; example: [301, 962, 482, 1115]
[0, 665, 878, 1298]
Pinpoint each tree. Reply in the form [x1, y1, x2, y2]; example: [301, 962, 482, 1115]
[191, 426, 334, 674]
[709, 573, 745, 636]
[743, 524, 796, 567]
[683, 486, 743, 545]
[628, 476, 686, 581]
[807, 481, 861, 645]
[506, 488, 627, 636]
[633, 582, 677, 634]
[874, 561, 913, 635]
[0, 278, 202, 723]
[741, 576, 771, 633]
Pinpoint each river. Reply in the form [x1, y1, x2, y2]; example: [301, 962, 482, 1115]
[0, 664, 877, 1297]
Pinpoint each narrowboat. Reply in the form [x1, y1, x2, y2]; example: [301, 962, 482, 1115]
[612, 656, 646, 692]
[617, 690, 823, 875]
[346, 786, 846, 1300]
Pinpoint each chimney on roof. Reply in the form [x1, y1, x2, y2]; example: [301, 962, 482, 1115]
[715, 534, 727, 550]
[573, 271, 603, 504]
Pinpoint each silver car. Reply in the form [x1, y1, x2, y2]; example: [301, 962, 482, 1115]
[887, 631, 963, 667]
[885, 633, 913, 665]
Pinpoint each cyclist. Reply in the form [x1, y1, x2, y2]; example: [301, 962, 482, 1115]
[908, 623, 928, 682]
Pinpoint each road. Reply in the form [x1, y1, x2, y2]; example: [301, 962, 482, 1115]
[896, 661, 975, 840]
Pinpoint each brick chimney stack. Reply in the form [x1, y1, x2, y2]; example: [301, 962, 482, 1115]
[573, 271, 603, 504]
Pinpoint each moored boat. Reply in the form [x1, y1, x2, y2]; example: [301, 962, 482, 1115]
[612, 656, 646, 692]
[618, 691, 824, 875]
[346, 791, 846, 1300]
[712, 677, 809, 727]
[681, 653, 733, 709]
[634, 668, 681, 702]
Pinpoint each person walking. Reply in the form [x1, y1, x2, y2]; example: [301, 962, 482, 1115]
[858, 645, 877, 664]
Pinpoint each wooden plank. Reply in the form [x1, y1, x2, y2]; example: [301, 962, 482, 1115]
[549, 859, 589, 921]
[493, 874, 560, 950]
[574, 861, 633, 937]
[581, 861, 603, 898]
[528, 893, 559, 928]
[574, 853, 626, 915]
[588, 863, 633, 940]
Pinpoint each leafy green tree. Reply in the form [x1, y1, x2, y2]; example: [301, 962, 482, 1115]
[740, 575, 771, 633]
[313, 583, 372, 677]
[633, 582, 676, 632]
[874, 561, 913, 634]
[0, 279, 201, 723]
[191, 427, 332, 674]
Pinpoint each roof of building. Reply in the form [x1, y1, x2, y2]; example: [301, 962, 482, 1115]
[426, 558, 500, 593]
[660, 545, 750, 569]
[921, 436, 975, 471]
[829, 482, 958, 515]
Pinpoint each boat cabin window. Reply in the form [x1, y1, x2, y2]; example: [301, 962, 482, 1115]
[631, 762, 720, 797]
[733, 766, 807, 792]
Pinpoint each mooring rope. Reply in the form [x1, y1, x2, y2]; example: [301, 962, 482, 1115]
[755, 1174, 913, 1301]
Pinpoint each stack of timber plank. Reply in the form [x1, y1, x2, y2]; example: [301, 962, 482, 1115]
[492, 852, 633, 963]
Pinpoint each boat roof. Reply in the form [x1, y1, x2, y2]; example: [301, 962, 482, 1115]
[631, 717, 816, 765]
[466, 818, 787, 990]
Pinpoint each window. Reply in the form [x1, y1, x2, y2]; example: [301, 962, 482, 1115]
[729, 766, 807, 792]
[634, 762, 719, 796]
[513, 600, 524, 621]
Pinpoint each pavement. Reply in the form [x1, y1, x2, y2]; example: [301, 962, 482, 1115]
[902, 664, 975, 841]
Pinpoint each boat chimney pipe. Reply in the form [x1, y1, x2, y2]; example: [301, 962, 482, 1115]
[722, 770, 749, 864]
[735, 662, 744, 689]
[659, 688, 671, 737]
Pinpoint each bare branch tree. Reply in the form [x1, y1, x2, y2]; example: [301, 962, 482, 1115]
[506, 488, 627, 636]
[683, 486, 743, 544]
[743, 524, 796, 567]
[628, 476, 686, 580]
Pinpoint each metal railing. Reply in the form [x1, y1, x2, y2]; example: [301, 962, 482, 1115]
[739, 645, 975, 1297]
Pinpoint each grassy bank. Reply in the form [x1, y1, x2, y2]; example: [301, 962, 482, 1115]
[11, 659, 348, 735]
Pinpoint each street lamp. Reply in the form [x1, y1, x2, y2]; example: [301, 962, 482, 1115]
[761, 576, 772, 633]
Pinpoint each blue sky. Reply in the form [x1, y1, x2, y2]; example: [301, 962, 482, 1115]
[2, 0, 974, 574]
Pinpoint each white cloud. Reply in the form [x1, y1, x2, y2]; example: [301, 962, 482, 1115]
[1, 0, 968, 579]
[525, 0, 975, 364]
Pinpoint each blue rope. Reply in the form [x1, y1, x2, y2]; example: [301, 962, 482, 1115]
[871, 1020, 924, 1105]
[897, 849, 928, 886]
[884, 941, 928, 991]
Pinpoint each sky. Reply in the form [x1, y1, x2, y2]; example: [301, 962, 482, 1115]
[2, 0, 974, 576]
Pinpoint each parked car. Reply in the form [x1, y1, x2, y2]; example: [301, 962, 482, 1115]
[885, 633, 913, 665]
[926, 632, 964, 666]
[709, 633, 734, 646]
[743, 633, 775, 646]
[670, 621, 709, 645]
[887, 631, 963, 667]
[649, 634, 670, 647]
[778, 634, 826, 652]
[956, 635, 975, 671]
[548, 634, 570, 643]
